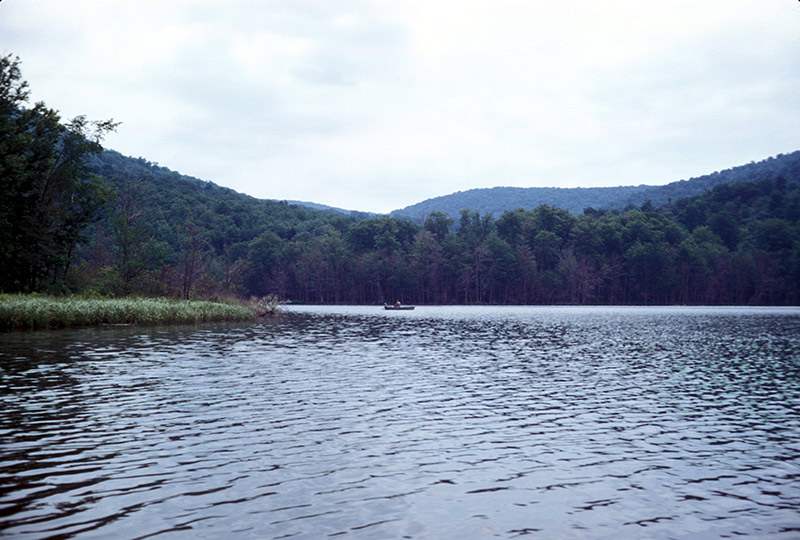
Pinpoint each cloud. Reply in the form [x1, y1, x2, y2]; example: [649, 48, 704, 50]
[1, 0, 798, 212]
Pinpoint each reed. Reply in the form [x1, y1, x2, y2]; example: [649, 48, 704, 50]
[0, 295, 256, 330]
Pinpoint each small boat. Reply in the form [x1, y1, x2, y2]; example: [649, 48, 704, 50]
[384, 304, 415, 310]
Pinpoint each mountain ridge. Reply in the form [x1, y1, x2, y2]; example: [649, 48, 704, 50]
[390, 151, 800, 221]
[95, 149, 800, 219]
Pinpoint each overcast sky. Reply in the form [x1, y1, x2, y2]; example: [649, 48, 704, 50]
[2, 1, 799, 213]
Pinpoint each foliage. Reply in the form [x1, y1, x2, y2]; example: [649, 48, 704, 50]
[0, 54, 117, 293]
[391, 152, 800, 221]
[392, 185, 652, 220]
[0, 295, 255, 330]
[73, 155, 800, 306]
[2, 53, 798, 306]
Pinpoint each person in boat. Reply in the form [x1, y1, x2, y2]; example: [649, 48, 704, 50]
[395, 300, 401, 307]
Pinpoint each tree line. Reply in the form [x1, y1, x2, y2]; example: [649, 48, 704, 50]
[2, 54, 798, 305]
[78, 161, 799, 306]
[231, 184, 799, 306]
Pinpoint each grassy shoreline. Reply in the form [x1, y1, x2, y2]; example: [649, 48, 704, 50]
[0, 295, 257, 330]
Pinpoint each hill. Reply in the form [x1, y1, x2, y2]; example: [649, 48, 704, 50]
[284, 200, 376, 219]
[616, 152, 800, 209]
[71, 148, 800, 305]
[5, 51, 797, 305]
[391, 151, 800, 222]
[91, 150, 369, 218]
[18, 147, 800, 305]
[89, 150, 357, 246]
[391, 185, 651, 221]
[78, 150, 366, 297]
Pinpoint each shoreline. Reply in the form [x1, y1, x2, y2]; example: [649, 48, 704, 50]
[0, 295, 258, 331]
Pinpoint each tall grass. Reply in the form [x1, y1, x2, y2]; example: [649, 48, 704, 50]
[0, 295, 256, 330]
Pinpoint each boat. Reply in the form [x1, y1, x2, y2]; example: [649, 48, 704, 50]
[384, 304, 415, 310]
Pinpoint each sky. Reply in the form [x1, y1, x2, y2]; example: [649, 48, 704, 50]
[2, 1, 799, 213]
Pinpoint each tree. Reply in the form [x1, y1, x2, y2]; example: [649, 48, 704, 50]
[532, 230, 560, 272]
[708, 210, 741, 250]
[245, 231, 284, 297]
[457, 210, 494, 303]
[111, 174, 167, 294]
[483, 232, 514, 303]
[0, 54, 117, 292]
[423, 211, 453, 242]
[181, 211, 212, 299]
[624, 241, 675, 304]
[412, 229, 443, 304]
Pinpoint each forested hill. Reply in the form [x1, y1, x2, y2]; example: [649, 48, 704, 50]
[616, 151, 800, 209]
[88, 148, 367, 254]
[75, 149, 367, 297]
[391, 151, 800, 221]
[5, 52, 798, 305]
[391, 185, 652, 221]
[82, 147, 800, 305]
[25, 145, 800, 305]
[91, 150, 370, 218]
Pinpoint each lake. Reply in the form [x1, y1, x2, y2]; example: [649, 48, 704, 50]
[1, 305, 799, 539]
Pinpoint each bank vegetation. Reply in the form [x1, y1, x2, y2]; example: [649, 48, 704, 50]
[0, 295, 256, 330]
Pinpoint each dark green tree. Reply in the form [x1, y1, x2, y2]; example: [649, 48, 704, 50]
[423, 211, 453, 242]
[708, 210, 741, 250]
[0, 54, 117, 292]
[457, 210, 494, 303]
[110, 174, 168, 295]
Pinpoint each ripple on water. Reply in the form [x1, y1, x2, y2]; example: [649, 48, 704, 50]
[1, 306, 799, 539]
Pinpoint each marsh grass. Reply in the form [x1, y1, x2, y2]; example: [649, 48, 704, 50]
[0, 295, 256, 330]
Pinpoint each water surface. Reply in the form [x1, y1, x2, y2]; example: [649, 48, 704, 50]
[1, 306, 799, 538]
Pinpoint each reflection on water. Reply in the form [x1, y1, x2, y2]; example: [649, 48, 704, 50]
[1, 306, 799, 539]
